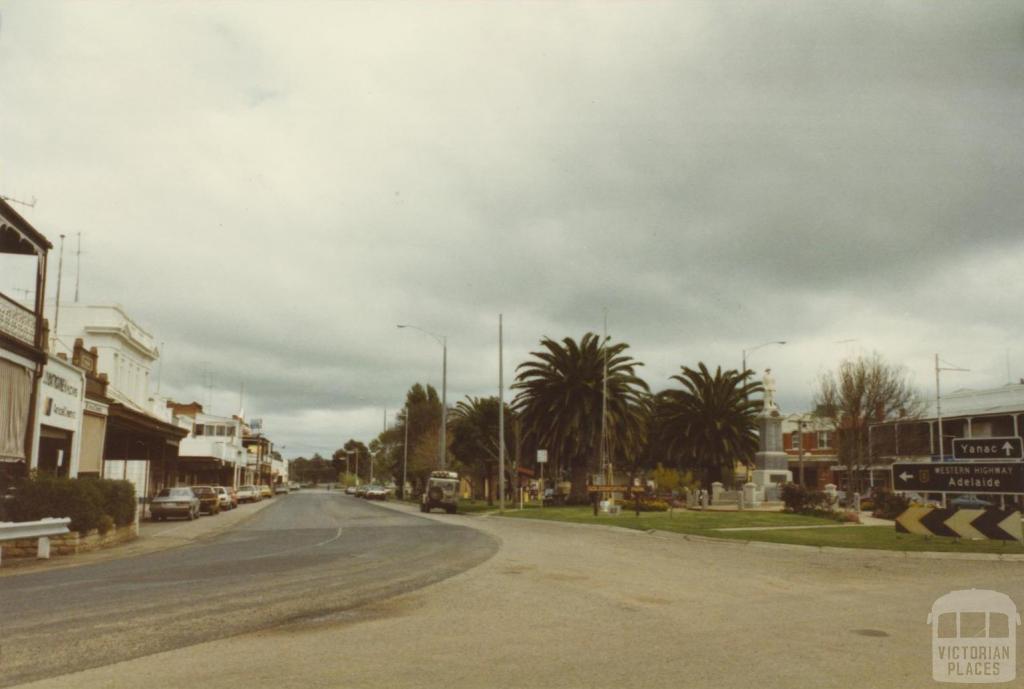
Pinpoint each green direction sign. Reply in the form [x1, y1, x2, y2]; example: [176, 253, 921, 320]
[952, 436, 1023, 460]
[892, 461, 1024, 494]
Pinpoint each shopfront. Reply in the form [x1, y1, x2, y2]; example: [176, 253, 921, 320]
[30, 355, 85, 477]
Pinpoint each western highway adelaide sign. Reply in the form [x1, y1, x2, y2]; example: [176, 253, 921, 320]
[891, 461, 1024, 494]
[895, 506, 1023, 541]
[952, 436, 1023, 460]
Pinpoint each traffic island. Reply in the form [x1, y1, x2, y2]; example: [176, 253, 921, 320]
[498, 506, 1024, 556]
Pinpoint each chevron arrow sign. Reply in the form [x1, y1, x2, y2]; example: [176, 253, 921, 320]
[895, 506, 1022, 541]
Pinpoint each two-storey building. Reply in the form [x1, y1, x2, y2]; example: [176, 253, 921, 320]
[0, 198, 51, 482]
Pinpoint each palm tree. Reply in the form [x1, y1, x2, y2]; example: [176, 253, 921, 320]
[449, 396, 516, 504]
[653, 363, 763, 485]
[512, 333, 649, 502]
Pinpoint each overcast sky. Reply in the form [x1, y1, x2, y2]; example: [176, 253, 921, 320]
[2, 2, 1023, 458]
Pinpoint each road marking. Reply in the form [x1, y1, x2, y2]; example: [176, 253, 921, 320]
[316, 527, 343, 547]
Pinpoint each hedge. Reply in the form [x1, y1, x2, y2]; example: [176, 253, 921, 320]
[7, 475, 136, 534]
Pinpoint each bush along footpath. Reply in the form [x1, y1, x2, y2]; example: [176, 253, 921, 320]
[871, 490, 910, 520]
[6, 474, 136, 535]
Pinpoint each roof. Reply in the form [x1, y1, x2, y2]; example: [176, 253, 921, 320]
[0, 197, 52, 254]
[920, 383, 1024, 419]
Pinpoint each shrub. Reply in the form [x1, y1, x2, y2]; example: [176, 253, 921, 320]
[871, 491, 910, 520]
[781, 483, 837, 517]
[97, 514, 115, 535]
[85, 478, 136, 526]
[8, 475, 106, 534]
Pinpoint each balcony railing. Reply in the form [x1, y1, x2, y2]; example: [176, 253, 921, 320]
[0, 291, 35, 346]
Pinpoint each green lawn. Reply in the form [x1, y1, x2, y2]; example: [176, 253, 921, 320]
[498, 506, 1024, 554]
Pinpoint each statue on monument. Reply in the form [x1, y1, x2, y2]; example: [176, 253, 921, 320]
[762, 368, 778, 411]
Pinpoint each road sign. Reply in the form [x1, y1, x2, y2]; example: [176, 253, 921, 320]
[536, 449, 548, 464]
[891, 461, 1024, 494]
[895, 506, 1022, 541]
[952, 436, 1023, 460]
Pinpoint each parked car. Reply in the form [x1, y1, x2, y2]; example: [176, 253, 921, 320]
[344, 485, 357, 495]
[274, 483, 289, 495]
[289, 482, 300, 491]
[260, 484, 273, 499]
[237, 485, 260, 503]
[364, 484, 389, 500]
[150, 486, 200, 521]
[192, 485, 221, 515]
[354, 485, 369, 498]
[950, 494, 993, 509]
[214, 486, 237, 510]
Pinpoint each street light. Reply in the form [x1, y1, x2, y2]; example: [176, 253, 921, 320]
[397, 324, 448, 469]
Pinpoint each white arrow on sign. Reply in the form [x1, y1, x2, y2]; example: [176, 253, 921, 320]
[898, 471, 913, 482]
[1003, 442, 1014, 457]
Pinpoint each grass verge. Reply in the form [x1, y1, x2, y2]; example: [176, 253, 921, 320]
[498, 506, 1024, 554]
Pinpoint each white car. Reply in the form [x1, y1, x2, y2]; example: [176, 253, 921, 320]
[237, 485, 260, 503]
[214, 486, 234, 510]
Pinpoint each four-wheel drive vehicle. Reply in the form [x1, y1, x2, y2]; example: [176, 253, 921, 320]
[151, 487, 200, 521]
[192, 485, 221, 515]
[421, 470, 459, 514]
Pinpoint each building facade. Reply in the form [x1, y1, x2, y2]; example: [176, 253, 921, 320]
[0, 198, 51, 483]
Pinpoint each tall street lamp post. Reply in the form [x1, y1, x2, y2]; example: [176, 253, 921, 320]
[397, 324, 448, 469]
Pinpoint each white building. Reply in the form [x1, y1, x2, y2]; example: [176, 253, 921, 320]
[29, 354, 86, 477]
[168, 402, 250, 486]
[53, 304, 160, 413]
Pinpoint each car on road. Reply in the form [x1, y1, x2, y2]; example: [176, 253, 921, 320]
[289, 482, 300, 491]
[421, 470, 459, 514]
[354, 485, 369, 498]
[192, 485, 221, 515]
[237, 484, 260, 503]
[364, 485, 389, 500]
[950, 494, 993, 509]
[344, 485, 357, 495]
[260, 484, 273, 500]
[150, 487, 201, 521]
[214, 486, 237, 510]
[274, 483, 289, 495]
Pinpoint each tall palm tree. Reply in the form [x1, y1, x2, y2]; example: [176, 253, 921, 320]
[512, 333, 649, 502]
[653, 363, 763, 485]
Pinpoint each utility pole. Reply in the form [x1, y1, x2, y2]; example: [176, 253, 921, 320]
[52, 234, 66, 352]
[600, 308, 610, 503]
[74, 232, 82, 303]
[935, 354, 969, 463]
[402, 404, 409, 500]
[498, 313, 505, 514]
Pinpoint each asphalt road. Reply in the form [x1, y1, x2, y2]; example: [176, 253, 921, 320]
[0, 491, 498, 688]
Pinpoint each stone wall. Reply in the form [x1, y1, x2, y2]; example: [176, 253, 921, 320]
[1, 521, 139, 560]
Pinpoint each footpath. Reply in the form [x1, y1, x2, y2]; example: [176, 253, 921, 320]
[0, 495, 279, 577]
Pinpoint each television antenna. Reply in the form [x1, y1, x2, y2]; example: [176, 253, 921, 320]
[0, 193, 37, 209]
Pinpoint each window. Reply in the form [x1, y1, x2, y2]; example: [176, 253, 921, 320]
[990, 613, 1010, 638]
[791, 433, 801, 450]
[817, 431, 832, 448]
[216, 425, 227, 436]
[937, 612, 957, 639]
[960, 612, 986, 639]
[194, 424, 205, 436]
